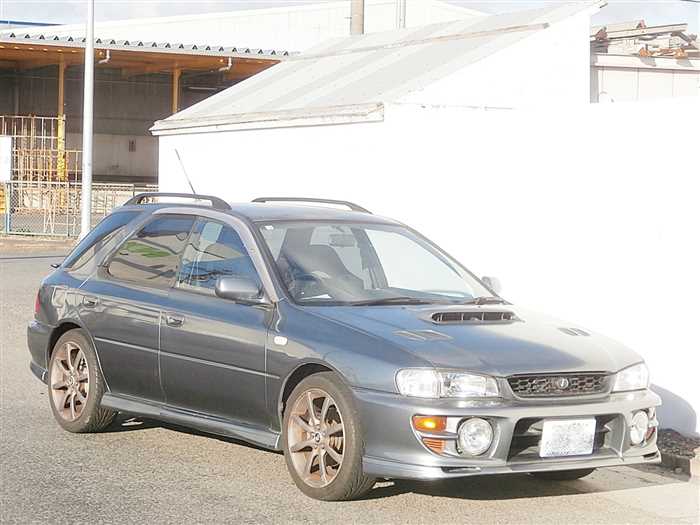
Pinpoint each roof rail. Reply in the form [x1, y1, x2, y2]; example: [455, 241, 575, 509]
[252, 197, 371, 214]
[125, 192, 231, 211]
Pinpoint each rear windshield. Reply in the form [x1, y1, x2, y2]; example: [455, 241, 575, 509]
[63, 210, 142, 270]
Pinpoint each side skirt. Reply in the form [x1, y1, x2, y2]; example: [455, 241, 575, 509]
[101, 393, 281, 451]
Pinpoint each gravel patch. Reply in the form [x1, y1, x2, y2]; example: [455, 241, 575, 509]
[658, 428, 700, 459]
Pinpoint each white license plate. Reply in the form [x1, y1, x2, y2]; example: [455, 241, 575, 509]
[539, 418, 596, 458]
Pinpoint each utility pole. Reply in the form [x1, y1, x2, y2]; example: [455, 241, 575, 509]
[79, 0, 95, 238]
[396, 0, 406, 29]
[350, 0, 365, 36]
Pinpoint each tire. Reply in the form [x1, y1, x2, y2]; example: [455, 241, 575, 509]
[530, 468, 596, 481]
[48, 328, 116, 433]
[282, 372, 376, 501]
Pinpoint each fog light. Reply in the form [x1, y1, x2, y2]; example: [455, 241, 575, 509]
[458, 418, 493, 456]
[630, 411, 649, 445]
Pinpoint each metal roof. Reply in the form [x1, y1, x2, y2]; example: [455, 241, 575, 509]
[152, 1, 602, 135]
[0, 32, 291, 59]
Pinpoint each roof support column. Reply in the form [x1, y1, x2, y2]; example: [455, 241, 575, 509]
[57, 55, 66, 116]
[13, 75, 20, 114]
[350, 0, 365, 36]
[396, 0, 406, 29]
[57, 55, 67, 181]
[172, 68, 181, 114]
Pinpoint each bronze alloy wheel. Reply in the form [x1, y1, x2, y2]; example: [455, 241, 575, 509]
[287, 388, 345, 488]
[50, 341, 90, 422]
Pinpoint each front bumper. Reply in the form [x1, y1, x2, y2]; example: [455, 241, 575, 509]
[353, 387, 661, 480]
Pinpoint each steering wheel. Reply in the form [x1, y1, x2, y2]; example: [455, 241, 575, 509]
[288, 272, 330, 300]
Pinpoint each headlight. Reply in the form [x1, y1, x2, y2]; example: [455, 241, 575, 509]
[396, 369, 499, 398]
[612, 363, 649, 392]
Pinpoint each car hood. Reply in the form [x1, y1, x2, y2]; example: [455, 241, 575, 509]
[307, 304, 642, 377]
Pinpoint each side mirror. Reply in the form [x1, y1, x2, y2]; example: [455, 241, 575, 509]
[482, 276, 502, 294]
[215, 276, 265, 304]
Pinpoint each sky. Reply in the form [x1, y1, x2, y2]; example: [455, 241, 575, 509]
[0, 0, 698, 32]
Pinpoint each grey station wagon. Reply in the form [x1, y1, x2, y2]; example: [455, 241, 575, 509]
[28, 193, 661, 501]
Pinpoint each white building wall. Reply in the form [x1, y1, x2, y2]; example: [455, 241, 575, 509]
[39, 0, 483, 52]
[402, 12, 592, 107]
[159, 98, 700, 436]
[591, 55, 700, 102]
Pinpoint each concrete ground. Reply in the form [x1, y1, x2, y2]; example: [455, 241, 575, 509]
[1, 237, 698, 524]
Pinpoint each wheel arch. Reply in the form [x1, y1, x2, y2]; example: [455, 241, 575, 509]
[47, 320, 110, 392]
[47, 321, 83, 361]
[278, 361, 346, 427]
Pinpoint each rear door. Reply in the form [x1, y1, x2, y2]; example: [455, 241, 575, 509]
[78, 213, 195, 402]
[160, 216, 272, 427]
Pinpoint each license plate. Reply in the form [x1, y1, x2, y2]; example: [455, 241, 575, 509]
[539, 418, 596, 458]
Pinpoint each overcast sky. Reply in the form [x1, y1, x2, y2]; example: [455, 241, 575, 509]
[0, 1, 697, 32]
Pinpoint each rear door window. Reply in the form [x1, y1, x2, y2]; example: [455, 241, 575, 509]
[107, 215, 195, 287]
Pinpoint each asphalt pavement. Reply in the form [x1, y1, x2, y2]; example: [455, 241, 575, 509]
[1, 237, 698, 524]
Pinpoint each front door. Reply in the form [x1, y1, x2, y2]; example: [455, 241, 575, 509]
[160, 218, 271, 427]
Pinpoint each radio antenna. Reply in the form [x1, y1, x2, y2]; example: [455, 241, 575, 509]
[174, 149, 197, 194]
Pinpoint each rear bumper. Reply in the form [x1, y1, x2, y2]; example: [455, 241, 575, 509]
[27, 319, 51, 384]
[353, 387, 661, 480]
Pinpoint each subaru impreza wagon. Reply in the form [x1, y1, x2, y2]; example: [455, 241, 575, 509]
[28, 193, 660, 501]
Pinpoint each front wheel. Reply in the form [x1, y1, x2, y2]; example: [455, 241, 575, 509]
[48, 328, 116, 433]
[282, 372, 376, 501]
[530, 468, 596, 481]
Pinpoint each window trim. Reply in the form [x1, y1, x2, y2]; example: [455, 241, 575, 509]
[152, 207, 280, 303]
[102, 213, 197, 290]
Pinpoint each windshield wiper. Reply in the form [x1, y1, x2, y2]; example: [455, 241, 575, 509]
[464, 296, 508, 305]
[349, 297, 439, 306]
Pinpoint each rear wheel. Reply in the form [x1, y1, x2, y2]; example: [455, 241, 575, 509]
[48, 329, 116, 433]
[530, 468, 596, 481]
[282, 372, 375, 501]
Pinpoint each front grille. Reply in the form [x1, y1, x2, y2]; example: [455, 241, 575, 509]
[508, 373, 610, 398]
[507, 415, 618, 460]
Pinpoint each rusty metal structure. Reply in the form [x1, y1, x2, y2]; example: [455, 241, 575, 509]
[0, 115, 81, 183]
[591, 21, 699, 58]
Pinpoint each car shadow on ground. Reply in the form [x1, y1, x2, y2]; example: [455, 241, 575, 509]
[104, 414, 280, 454]
[363, 465, 688, 501]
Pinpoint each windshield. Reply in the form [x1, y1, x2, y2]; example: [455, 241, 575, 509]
[258, 221, 494, 306]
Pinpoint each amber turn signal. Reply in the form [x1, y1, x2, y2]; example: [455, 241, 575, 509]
[412, 415, 447, 432]
[422, 437, 446, 454]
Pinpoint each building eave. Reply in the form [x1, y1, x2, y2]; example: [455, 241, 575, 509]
[591, 52, 700, 71]
[150, 102, 385, 136]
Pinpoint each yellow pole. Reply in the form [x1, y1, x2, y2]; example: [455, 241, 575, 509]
[172, 68, 181, 114]
[57, 56, 67, 182]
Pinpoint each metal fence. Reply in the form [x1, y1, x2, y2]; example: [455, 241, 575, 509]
[1, 181, 157, 237]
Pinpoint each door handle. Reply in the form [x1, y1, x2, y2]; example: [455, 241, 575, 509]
[82, 296, 99, 308]
[165, 313, 185, 327]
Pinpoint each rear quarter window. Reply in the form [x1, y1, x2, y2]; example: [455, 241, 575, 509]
[63, 210, 142, 270]
[106, 215, 195, 287]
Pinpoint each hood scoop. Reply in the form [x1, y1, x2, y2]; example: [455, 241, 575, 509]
[428, 308, 517, 325]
